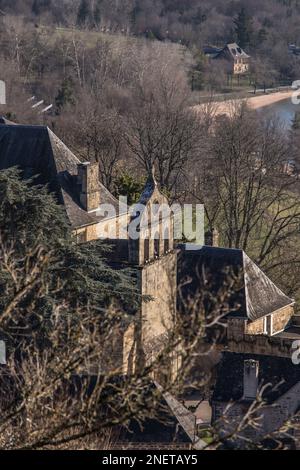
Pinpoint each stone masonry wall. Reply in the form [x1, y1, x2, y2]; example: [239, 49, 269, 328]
[141, 252, 177, 346]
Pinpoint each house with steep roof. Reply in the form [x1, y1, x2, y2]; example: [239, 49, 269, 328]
[214, 43, 250, 75]
[0, 120, 128, 243]
[178, 244, 300, 446]
[178, 245, 295, 342]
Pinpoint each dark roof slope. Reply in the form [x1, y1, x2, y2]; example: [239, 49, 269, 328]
[216, 43, 250, 61]
[213, 352, 300, 404]
[0, 123, 124, 228]
[178, 245, 293, 322]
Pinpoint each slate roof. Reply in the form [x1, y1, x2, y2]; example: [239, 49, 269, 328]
[0, 122, 124, 229]
[178, 245, 293, 322]
[216, 43, 250, 61]
[203, 45, 223, 58]
[212, 352, 300, 404]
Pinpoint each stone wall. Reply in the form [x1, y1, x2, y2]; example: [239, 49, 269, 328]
[272, 306, 293, 334]
[245, 317, 265, 335]
[227, 305, 294, 357]
[122, 252, 177, 375]
[74, 213, 129, 243]
[141, 252, 177, 345]
[228, 334, 294, 358]
[227, 318, 247, 342]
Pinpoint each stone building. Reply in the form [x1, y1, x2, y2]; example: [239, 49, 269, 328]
[177, 244, 300, 445]
[214, 43, 250, 75]
[0, 120, 177, 376]
[1, 119, 299, 444]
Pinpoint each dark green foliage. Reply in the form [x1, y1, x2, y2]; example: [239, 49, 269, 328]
[55, 77, 74, 114]
[233, 7, 254, 49]
[77, 0, 91, 27]
[189, 47, 207, 90]
[31, 0, 52, 16]
[114, 172, 146, 206]
[93, 0, 102, 27]
[0, 168, 139, 346]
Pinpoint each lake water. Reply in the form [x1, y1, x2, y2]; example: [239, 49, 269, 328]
[258, 98, 300, 128]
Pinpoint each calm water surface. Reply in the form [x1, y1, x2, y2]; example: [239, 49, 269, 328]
[258, 98, 300, 128]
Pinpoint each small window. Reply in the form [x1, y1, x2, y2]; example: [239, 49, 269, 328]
[164, 238, 170, 253]
[144, 238, 150, 262]
[154, 238, 160, 258]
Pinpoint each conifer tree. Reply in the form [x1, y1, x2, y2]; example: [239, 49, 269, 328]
[94, 0, 102, 28]
[77, 0, 90, 28]
[234, 7, 253, 49]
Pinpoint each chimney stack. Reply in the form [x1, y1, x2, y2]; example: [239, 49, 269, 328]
[205, 228, 219, 247]
[77, 162, 100, 212]
[243, 360, 259, 400]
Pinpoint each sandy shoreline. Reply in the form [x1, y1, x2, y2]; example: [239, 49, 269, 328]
[246, 90, 294, 110]
[195, 89, 295, 116]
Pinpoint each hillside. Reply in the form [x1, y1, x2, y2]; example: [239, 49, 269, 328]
[1, 0, 300, 86]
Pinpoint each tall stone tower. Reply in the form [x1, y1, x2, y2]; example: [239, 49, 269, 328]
[125, 169, 177, 377]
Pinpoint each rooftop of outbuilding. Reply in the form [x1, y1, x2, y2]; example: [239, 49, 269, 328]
[178, 245, 294, 322]
[0, 122, 125, 228]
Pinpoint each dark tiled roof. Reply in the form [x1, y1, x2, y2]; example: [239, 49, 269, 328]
[0, 123, 124, 229]
[212, 352, 300, 403]
[216, 43, 250, 60]
[203, 45, 223, 58]
[178, 245, 293, 322]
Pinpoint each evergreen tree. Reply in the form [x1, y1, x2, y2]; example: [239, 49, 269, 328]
[114, 172, 145, 206]
[0, 167, 138, 345]
[77, 0, 90, 27]
[233, 7, 253, 49]
[94, 0, 102, 28]
[55, 77, 74, 114]
[32, 0, 40, 15]
[31, 0, 51, 16]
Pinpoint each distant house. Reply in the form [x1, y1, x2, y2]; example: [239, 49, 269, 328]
[205, 42, 250, 75]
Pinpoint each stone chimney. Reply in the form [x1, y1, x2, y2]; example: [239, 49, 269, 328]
[243, 360, 259, 400]
[77, 162, 100, 212]
[205, 228, 219, 247]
